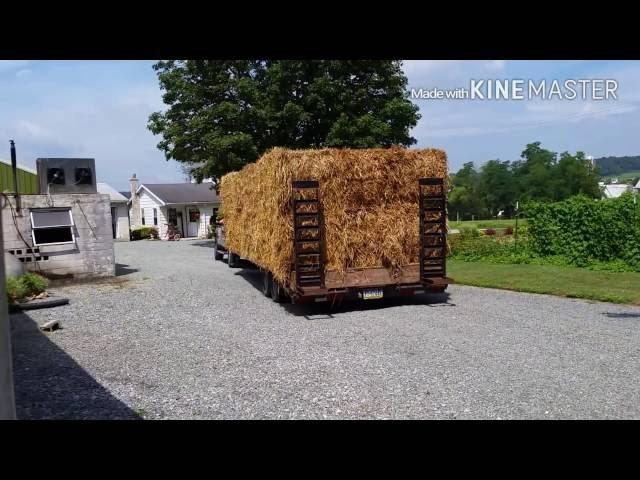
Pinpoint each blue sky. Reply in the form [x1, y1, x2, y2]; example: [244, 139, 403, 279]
[1, 60, 638, 191]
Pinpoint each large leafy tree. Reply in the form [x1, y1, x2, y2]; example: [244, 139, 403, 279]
[448, 142, 601, 219]
[478, 160, 518, 216]
[148, 60, 420, 182]
[448, 162, 484, 219]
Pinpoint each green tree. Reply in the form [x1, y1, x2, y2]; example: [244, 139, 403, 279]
[513, 142, 557, 201]
[478, 160, 517, 216]
[148, 60, 420, 182]
[554, 151, 601, 200]
[448, 162, 484, 219]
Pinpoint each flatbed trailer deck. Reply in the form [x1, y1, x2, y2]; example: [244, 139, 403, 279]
[215, 177, 451, 304]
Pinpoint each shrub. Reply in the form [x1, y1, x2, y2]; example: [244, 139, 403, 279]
[458, 227, 480, 240]
[526, 193, 640, 270]
[449, 233, 512, 260]
[484, 228, 496, 236]
[6, 272, 49, 303]
[6, 277, 27, 302]
[21, 272, 48, 296]
[131, 226, 159, 241]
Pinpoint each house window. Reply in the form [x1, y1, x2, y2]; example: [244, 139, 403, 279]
[141, 208, 145, 225]
[189, 208, 200, 222]
[167, 208, 177, 226]
[153, 208, 158, 226]
[30, 208, 75, 246]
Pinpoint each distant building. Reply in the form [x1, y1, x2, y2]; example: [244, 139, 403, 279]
[602, 183, 633, 199]
[97, 183, 130, 241]
[128, 174, 220, 239]
[0, 158, 38, 194]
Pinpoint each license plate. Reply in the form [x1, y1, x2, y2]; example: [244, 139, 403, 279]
[362, 288, 384, 300]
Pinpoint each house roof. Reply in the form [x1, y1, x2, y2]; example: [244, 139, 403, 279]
[120, 191, 131, 200]
[97, 182, 129, 202]
[137, 183, 219, 205]
[602, 184, 633, 198]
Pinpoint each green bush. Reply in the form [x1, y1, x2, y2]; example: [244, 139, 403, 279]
[458, 227, 480, 240]
[131, 226, 159, 240]
[6, 277, 27, 302]
[449, 233, 514, 261]
[526, 194, 640, 270]
[21, 272, 48, 295]
[6, 272, 49, 303]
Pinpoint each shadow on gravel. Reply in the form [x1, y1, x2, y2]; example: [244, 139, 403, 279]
[602, 312, 640, 319]
[234, 267, 454, 318]
[190, 240, 215, 248]
[115, 263, 139, 276]
[10, 312, 141, 420]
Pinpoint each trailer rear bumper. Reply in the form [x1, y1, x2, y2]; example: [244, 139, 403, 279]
[290, 278, 451, 305]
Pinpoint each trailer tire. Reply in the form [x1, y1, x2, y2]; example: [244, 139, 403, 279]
[262, 270, 272, 297]
[228, 252, 240, 268]
[214, 240, 223, 260]
[271, 279, 286, 303]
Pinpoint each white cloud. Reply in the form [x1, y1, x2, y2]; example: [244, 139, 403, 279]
[0, 60, 30, 72]
[15, 69, 31, 78]
[16, 120, 53, 139]
[484, 60, 505, 71]
[403, 60, 508, 88]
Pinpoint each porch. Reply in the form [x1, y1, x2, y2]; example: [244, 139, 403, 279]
[160, 203, 218, 240]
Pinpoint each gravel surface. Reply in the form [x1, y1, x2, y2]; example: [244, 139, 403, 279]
[11, 239, 640, 419]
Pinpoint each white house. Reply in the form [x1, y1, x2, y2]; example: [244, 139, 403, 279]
[97, 182, 130, 241]
[602, 183, 633, 199]
[635, 179, 640, 192]
[128, 174, 220, 239]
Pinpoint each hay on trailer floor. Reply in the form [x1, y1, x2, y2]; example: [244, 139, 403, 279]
[221, 147, 448, 284]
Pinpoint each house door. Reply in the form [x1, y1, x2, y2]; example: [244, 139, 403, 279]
[175, 211, 184, 236]
[110, 207, 117, 239]
[187, 207, 200, 237]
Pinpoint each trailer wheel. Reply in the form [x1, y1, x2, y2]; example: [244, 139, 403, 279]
[228, 252, 240, 268]
[214, 240, 223, 260]
[262, 270, 272, 297]
[271, 279, 286, 303]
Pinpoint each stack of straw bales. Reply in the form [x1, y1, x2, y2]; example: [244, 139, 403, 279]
[220, 147, 447, 283]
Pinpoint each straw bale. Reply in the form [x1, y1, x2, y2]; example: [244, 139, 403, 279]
[220, 147, 447, 283]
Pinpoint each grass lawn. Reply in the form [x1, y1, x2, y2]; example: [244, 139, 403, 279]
[449, 218, 527, 230]
[448, 259, 640, 305]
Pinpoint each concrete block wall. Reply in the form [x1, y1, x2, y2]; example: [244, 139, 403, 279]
[1, 193, 115, 279]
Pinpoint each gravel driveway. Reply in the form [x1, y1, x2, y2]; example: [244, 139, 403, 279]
[10, 239, 640, 419]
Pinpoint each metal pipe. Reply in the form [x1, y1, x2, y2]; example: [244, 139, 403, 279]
[9, 140, 20, 213]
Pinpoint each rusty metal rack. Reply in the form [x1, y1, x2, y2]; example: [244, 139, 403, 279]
[419, 177, 447, 283]
[291, 180, 324, 291]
